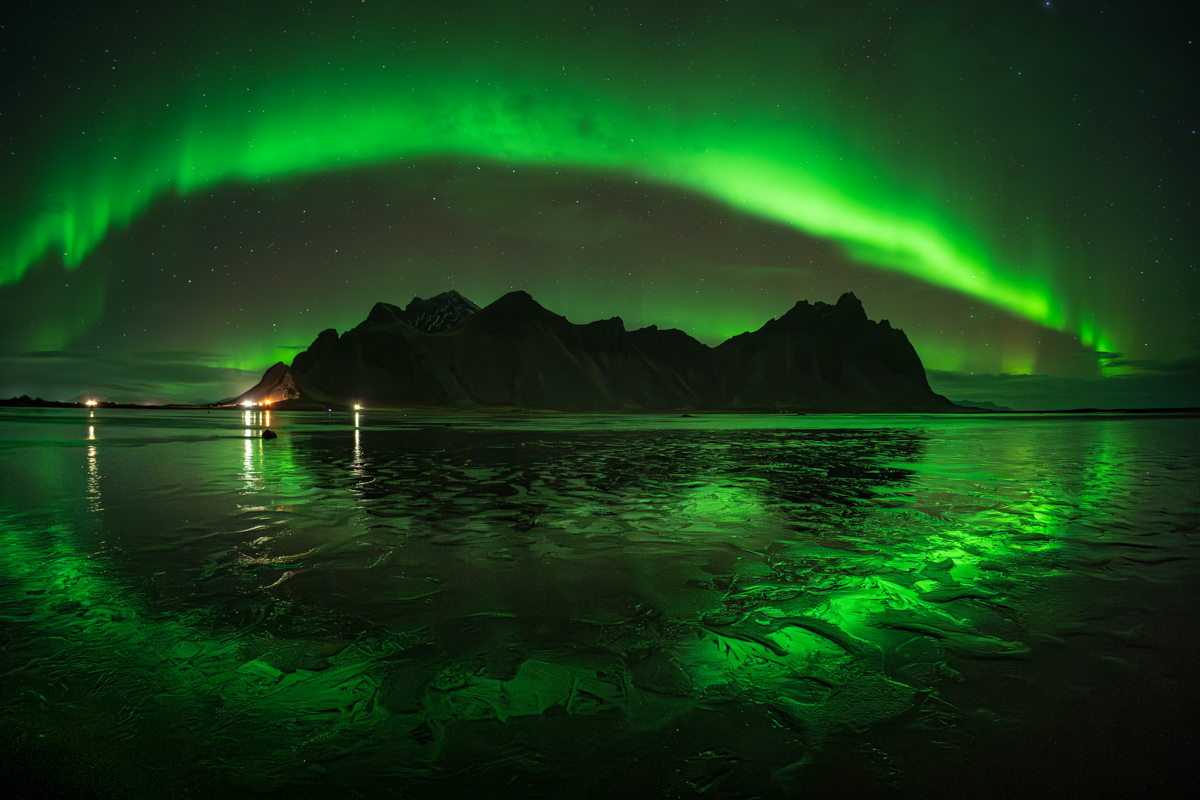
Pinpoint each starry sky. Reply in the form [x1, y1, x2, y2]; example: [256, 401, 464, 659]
[0, 0, 1196, 408]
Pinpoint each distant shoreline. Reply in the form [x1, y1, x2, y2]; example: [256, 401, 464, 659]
[2, 397, 1198, 416]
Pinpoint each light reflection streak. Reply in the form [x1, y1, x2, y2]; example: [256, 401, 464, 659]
[86, 444, 100, 511]
[241, 410, 268, 490]
[243, 435, 262, 488]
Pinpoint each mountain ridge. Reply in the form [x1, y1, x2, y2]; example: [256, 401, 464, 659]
[227, 290, 957, 412]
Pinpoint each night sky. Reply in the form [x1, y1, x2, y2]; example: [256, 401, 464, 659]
[1, 1, 1196, 408]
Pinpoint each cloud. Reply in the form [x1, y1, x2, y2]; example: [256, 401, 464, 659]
[1098, 354, 1200, 374]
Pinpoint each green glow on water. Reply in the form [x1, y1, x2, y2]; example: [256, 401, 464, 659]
[2, 411, 1187, 794]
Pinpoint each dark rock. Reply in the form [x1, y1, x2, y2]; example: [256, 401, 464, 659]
[233, 290, 956, 412]
[359, 290, 482, 335]
[397, 289, 482, 333]
[219, 361, 301, 407]
[262, 429, 278, 440]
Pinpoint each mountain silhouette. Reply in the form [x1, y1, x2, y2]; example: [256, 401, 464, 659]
[228, 290, 955, 412]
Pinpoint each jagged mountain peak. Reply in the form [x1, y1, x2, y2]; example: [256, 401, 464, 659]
[411, 289, 477, 307]
[246, 289, 953, 412]
[483, 290, 542, 312]
[400, 290, 482, 333]
[359, 291, 483, 334]
[364, 301, 404, 326]
[836, 291, 863, 309]
[221, 361, 301, 406]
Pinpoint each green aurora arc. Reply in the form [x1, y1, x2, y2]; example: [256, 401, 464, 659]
[13, 88, 1054, 327]
[2, 5, 1105, 358]
[5, 0, 1197, 397]
[10, 74, 1056, 320]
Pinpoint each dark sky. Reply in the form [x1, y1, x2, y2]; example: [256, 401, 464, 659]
[1, 1, 1196, 408]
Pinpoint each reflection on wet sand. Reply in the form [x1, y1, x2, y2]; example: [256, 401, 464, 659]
[0, 411, 1197, 798]
[85, 435, 100, 512]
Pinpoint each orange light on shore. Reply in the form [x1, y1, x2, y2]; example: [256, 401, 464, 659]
[85, 400, 98, 407]
[354, 404, 362, 411]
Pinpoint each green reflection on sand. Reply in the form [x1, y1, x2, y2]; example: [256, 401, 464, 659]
[0, 411, 1188, 795]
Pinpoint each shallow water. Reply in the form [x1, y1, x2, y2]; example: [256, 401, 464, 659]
[1, 409, 1198, 798]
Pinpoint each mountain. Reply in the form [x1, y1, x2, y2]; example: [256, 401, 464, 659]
[360, 290, 482, 334]
[221, 361, 302, 406]
[227, 290, 956, 412]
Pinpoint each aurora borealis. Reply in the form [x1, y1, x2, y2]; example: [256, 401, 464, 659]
[1, 1, 1197, 408]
